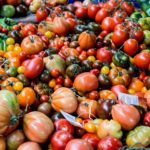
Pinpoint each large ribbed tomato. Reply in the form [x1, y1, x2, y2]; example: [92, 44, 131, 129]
[21, 35, 44, 55]
[23, 111, 54, 143]
[18, 142, 41, 150]
[0, 90, 20, 135]
[51, 87, 78, 113]
[112, 104, 140, 130]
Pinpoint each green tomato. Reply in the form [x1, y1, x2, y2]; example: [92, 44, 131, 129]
[6, 67, 17, 77]
[0, 5, 15, 18]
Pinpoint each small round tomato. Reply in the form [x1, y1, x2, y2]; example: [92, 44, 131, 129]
[111, 85, 128, 96]
[124, 39, 138, 56]
[121, 1, 135, 15]
[130, 29, 144, 42]
[133, 51, 150, 69]
[112, 29, 128, 47]
[63, 77, 73, 88]
[82, 133, 100, 149]
[56, 76, 64, 85]
[50, 130, 73, 150]
[36, 8, 48, 22]
[98, 136, 122, 150]
[54, 119, 74, 135]
[89, 91, 99, 100]
[40, 95, 49, 103]
[87, 48, 96, 56]
[17, 87, 36, 107]
[66, 18, 76, 30]
[75, 7, 87, 18]
[50, 69, 60, 78]
[114, 24, 126, 32]
[13, 81, 23, 91]
[84, 122, 97, 133]
[96, 47, 112, 63]
[88, 4, 100, 19]
[101, 17, 115, 32]
[143, 112, 150, 127]
[21, 24, 37, 37]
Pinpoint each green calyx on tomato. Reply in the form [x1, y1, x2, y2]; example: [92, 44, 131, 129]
[112, 51, 130, 68]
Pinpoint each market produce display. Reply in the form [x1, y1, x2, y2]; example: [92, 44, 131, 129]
[0, 0, 150, 149]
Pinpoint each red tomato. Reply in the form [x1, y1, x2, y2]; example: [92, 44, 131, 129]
[36, 8, 48, 22]
[124, 39, 138, 56]
[96, 47, 112, 63]
[87, 48, 96, 56]
[23, 57, 44, 79]
[101, 17, 115, 32]
[88, 4, 100, 19]
[75, 7, 87, 18]
[104, 1, 117, 10]
[65, 139, 94, 150]
[50, 69, 60, 78]
[113, 16, 124, 26]
[143, 112, 150, 127]
[54, 119, 74, 135]
[112, 29, 128, 47]
[133, 51, 150, 69]
[95, 8, 109, 23]
[130, 29, 144, 42]
[121, 1, 135, 15]
[111, 85, 128, 96]
[114, 24, 126, 32]
[82, 133, 100, 149]
[66, 18, 76, 30]
[50, 130, 73, 150]
[21, 24, 37, 37]
[98, 136, 122, 150]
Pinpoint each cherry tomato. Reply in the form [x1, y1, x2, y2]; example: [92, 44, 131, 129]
[112, 29, 128, 47]
[36, 8, 48, 22]
[98, 136, 122, 150]
[139, 44, 147, 51]
[130, 28, 144, 42]
[95, 8, 109, 23]
[40, 95, 49, 103]
[96, 47, 112, 63]
[17, 87, 36, 107]
[82, 133, 100, 149]
[90, 69, 100, 76]
[124, 39, 138, 56]
[56, 76, 64, 85]
[143, 112, 150, 127]
[66, 18, 76, 30]
[50, 69, 60, 78]
[101, 17, 115, 32]
[63, 77, 73, 88]
[88, 4, 100, 19]
[121, 1, 135, 15]
[133, 51, 150, 69]
[114, 24, 126, 32]
[89, 91, 99, 100]
[21, 23, 37, 37]
[50, 130, 73, 150]
[87, 48, 96, 56]
[75, 7, 87, 18]
[54, 119, 74, 135]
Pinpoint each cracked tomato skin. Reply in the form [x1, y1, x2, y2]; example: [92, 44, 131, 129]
[97, 136, 122, 150]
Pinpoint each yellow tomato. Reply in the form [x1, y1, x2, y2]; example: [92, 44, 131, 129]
[14, 46, 22, 54]
[6, 38, 15, 45]
[128, 89, 135, 94]
[17, 66, 24, 74]
[87, 56, 96, 63]
[44, 31, 54, 38]
[101, 66, 110, 74]
[84, 122, 97, 133]
[7, 45, 15, 51]
[13, 81, 23, 91]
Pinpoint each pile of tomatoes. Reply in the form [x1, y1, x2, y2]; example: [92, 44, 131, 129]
[0, 0, 150, 150]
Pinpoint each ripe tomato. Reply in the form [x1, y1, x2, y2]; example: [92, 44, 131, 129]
[113, 16, 124, 26]
[96, 47, 112, 63]
[130, 28, 144, 42]
[17, 87, 36, 107]
[133, 51, 150, 69]
[54, 119, 74, 135]
[21, 24, 37, 37]
[50, 69, 60, 78]
[95, 8, 109, 23]
[143, 112, 150, 127]
[112, 29, 128, 47]
[36, 8, 48, 22]
[111, 85, 128, 96]
[23, 57, 44, 79]
[104, 1, 118, 10]
[124, 39, 138, 56]
[89, 91, 99, 100]
[66, 18, 76, 30]
[98, 136, 122, 150]
[88, 4, 100, 19]
[82, 133, 100, 149]
[50, 130, 73, 150]
[75, 7, 87, 18]
[101, 17, 115, 32]
[121, 1, 135, 15]
[114, 24, 126, 32]
[65, 139, 94, 150]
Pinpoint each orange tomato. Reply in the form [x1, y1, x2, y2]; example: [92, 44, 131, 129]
[8, 57, 20, 68]
[4, 51, 18, 58]
[0, 50, 5, 57]
[0, 68, 7, 83]
[99, 90, 117, 101]
[17, 87, 36, 107]
[84, 122, 97, 133]
[1, 77, 19, 91]
[129, 78, 144, 92]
